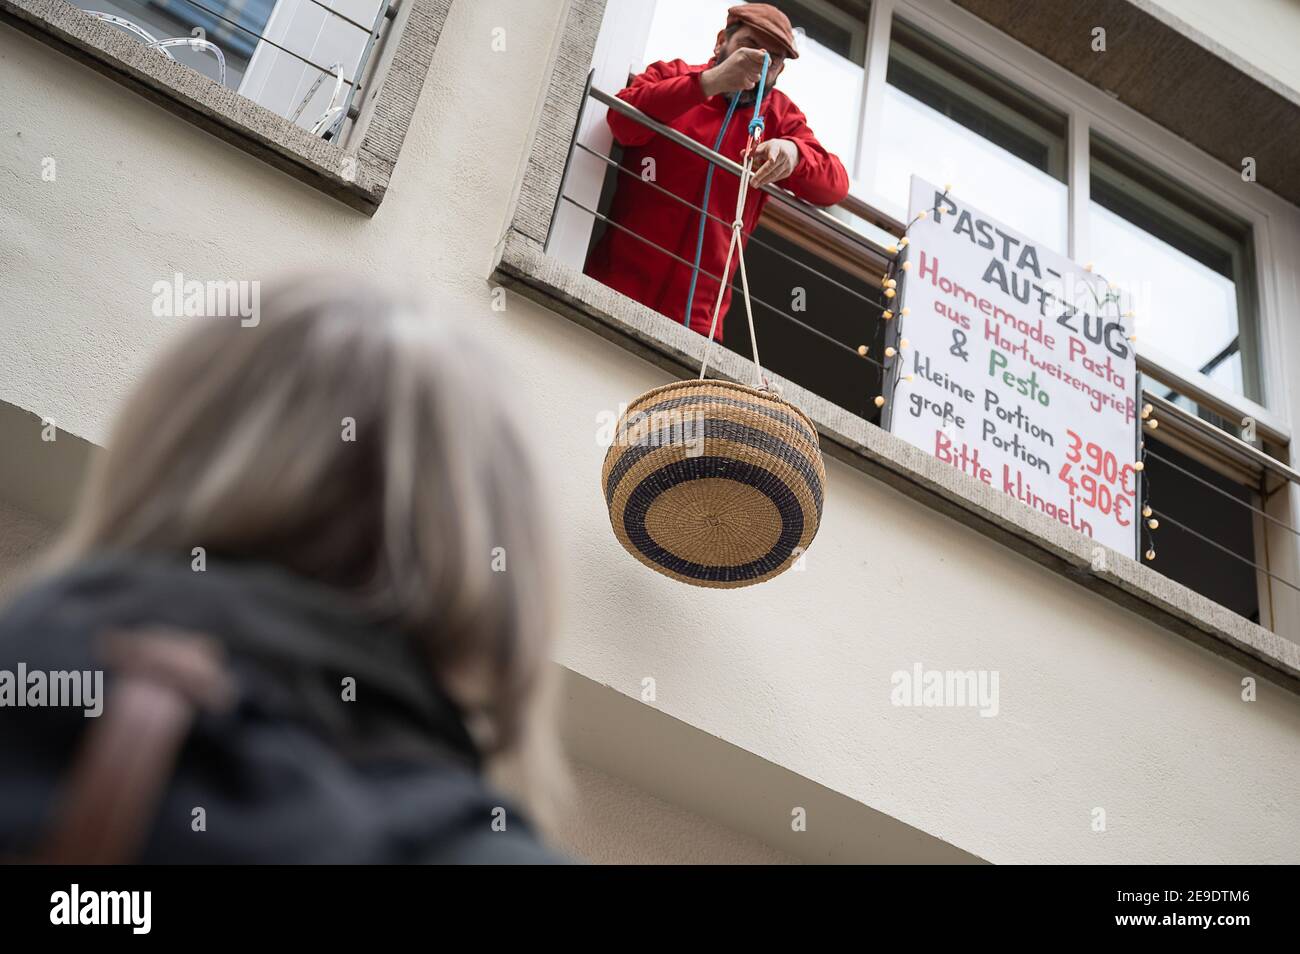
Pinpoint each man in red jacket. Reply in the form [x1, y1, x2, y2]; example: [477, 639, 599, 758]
[584, 3, 850, 340]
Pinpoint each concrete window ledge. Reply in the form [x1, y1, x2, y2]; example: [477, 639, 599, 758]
[0, 0, 452, 214]
[493, 229, 1300, 697]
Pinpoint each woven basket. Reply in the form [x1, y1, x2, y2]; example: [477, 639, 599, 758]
[602, 379, 826, 588]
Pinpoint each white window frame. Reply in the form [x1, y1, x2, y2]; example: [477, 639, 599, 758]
[572, 0, 1295, 442]
[568, 0, 1300, 635]
[0, 0, 452, 213]
[495, 0, 1300, 664]
[866, 0, 1300, 630]
[863, 0, 1292, 439]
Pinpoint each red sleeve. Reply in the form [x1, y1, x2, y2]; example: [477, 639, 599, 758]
[607, 59, 708, 147]
[773, 99, 850, 207]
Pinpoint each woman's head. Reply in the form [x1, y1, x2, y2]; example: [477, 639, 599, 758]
[55, 273, 557, 779]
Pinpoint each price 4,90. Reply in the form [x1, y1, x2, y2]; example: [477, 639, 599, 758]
[1058, 430, 1134, 527]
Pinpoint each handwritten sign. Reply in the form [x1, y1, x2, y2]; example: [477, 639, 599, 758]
[887, 177, 1140, 555]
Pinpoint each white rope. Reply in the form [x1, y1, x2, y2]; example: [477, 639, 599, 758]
[699, 153, 765, 389]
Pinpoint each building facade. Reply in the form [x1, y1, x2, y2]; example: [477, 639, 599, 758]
[2, 0, 1298, 862]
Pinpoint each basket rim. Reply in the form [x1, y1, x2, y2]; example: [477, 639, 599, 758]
[624, 378, 821, 441]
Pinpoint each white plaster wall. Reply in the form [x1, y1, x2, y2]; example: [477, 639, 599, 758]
[1, 0, 1297, 863]
[555, 762, 798, 864]
[1150, 0, 1300, 94]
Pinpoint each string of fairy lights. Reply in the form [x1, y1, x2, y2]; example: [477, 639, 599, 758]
[860, 185, 1164, 561]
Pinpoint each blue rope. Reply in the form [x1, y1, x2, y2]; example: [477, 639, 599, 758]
[683, 54, 771, 328]
[748, 53, 770, 138]
[682, 90, 740, 326]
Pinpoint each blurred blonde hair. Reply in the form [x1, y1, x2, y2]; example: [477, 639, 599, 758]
[44, 272, 566, 825]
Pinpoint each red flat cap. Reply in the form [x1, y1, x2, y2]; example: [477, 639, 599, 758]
[726, 3, 800, 59]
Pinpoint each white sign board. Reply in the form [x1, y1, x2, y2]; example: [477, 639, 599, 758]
[887, 177, 1140, 555]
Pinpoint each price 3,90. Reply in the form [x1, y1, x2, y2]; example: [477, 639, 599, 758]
[1058, 429, 1134, 527]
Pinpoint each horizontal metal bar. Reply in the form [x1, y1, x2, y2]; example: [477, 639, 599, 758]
[589, 87, 1297, 478]
[1138, 343, 1289, 446]
[1143, 391, 1300, 485]
[560, 193, 885, 370]
[591, 86, 895, 261]
[176, 0, 356, 84]
[840, 192, 906, 236]
[1151, 507, 1300, 596]
[573, 140, 890, 312]
[1145, 446, 1300, 538]
[302, 0, 375, 34]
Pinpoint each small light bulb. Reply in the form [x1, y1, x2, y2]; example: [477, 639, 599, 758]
[917, 210, 927, 220]
[882, 309, 893, 319]
[1085, 263, 1094, 272]
[857, 345, 868, 356]
[885, 278, 897, 289]
[943, 182, 952, 193]
[1134, 461, 1145, 472]
[901, 307, 910, 316]
[886, 244, 898, 254]
[901, 261, 911, 271]
[1145, 548, 1156, 561]
[904, 374, 914, 382]
[1148, 518, 1159, 530]
[885, 346, 896, 358]
[900, 338, 910, 349]
[1147, 419, 1159, 430]
[1141, 404, 1152, 419]
[1142, 506, 1152, 518]
[884, 288, 895, 298]
[899, 237, 909, 248]
[874, 395, 886, 408]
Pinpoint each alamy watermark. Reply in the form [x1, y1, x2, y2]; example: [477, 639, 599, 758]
[50, 884, 150, 934]
[0, 664, 103, 717]
[597, 404, 708, 457]
[151, 272, 260, 327]
[891, 664, 1000, 717]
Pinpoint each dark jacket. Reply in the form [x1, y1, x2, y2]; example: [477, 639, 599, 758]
[0, 555, 565, 864]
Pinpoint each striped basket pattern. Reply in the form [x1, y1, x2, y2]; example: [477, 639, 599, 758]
[602, 379, 826, 588]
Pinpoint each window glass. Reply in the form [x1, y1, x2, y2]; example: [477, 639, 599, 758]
[641, 0, 867, 188]
[871, 19, 1068, 252]
[73, 0, 274, 86]
[1090, 138, 1259, 402]
[69, 0, 383, 137]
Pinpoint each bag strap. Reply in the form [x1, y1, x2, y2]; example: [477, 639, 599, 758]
[36, 628, 234, 865]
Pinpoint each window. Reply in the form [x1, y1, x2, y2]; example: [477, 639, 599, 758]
[869, 18, 1068, 252]
[501, 0, 1300, 647]
[1090, 143, 1274, 626]
[641, 0, 868, 187]
[5, 0, 453, 212]
[1090, 136, 1261, 403]
[630, 0, 885, 419]
[72, 0, 273, 85]
[70, 0, 386, 136]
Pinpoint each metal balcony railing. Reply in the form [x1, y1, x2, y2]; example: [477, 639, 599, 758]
[554, 79, 1300, 628]
[75, 0, 397, 140]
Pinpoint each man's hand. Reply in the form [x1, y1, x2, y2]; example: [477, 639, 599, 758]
[699, 48, 768, 97]
[749, 138, 800, 188]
